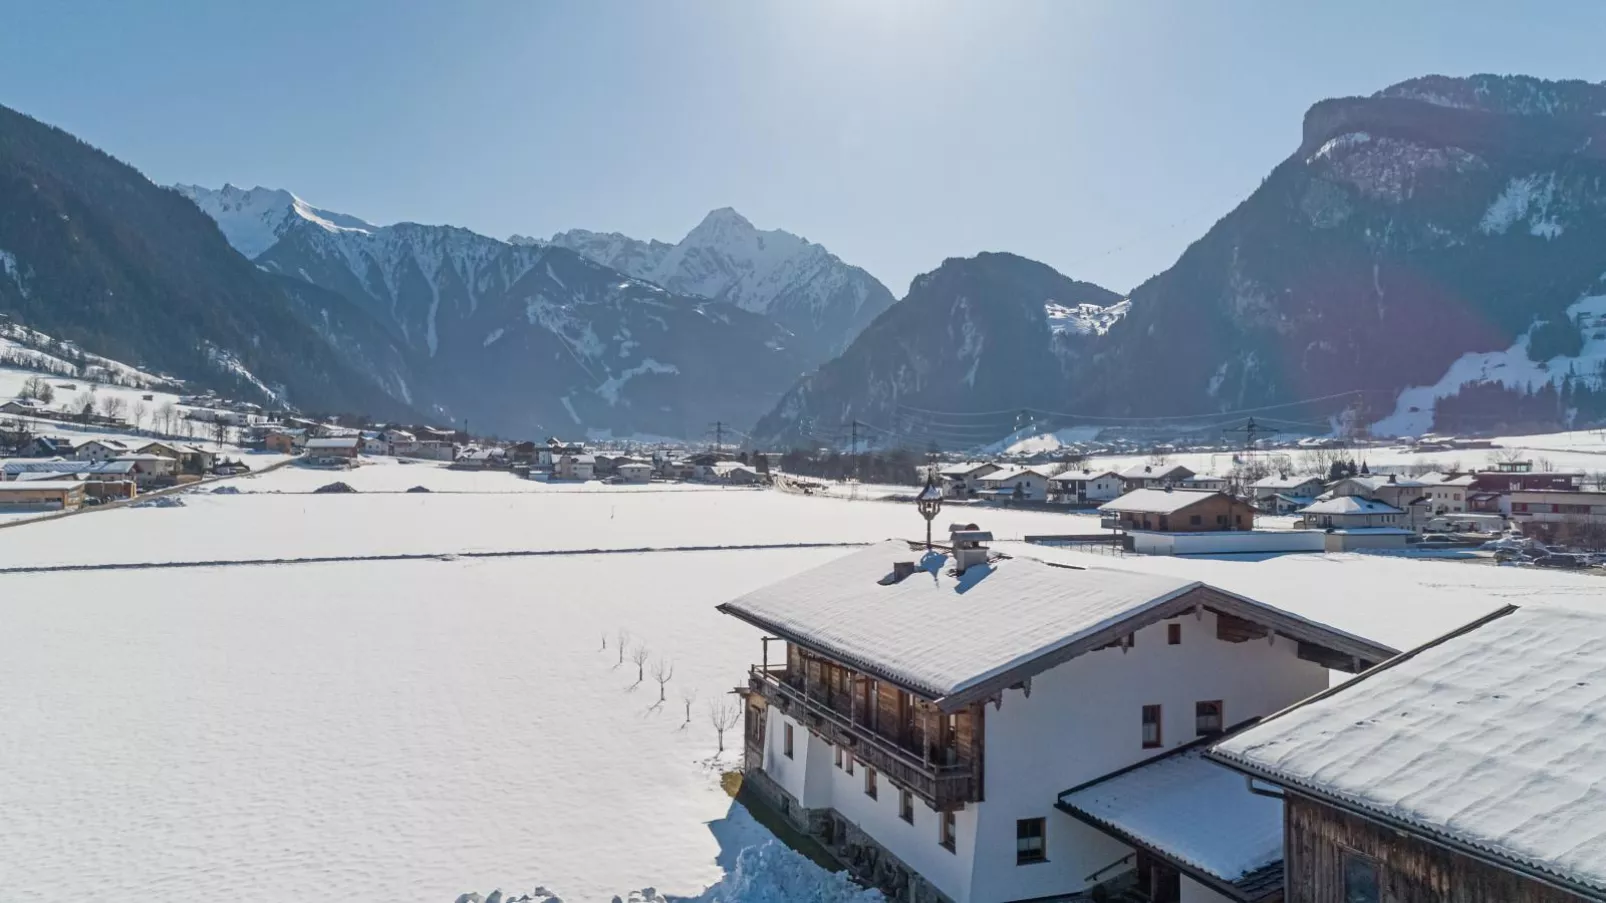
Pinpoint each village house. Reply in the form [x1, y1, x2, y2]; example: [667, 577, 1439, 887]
[717, 530, 1395, 903]
[137, 441, 217, 475]
[114, 453, 178, 485]
[1100, 489, 1255, 533]
[1250, 475, 1326, 506]
[1326, 474, 1430, 511]
[1296, 496, 1405, 530]
[304, 436, 361, 465]
[360, 432, 387, 455]
[657, 458, 697, 481]
[615, 461, 653, 484]
[555, 452, 595, 481]
[938, 462, 1003, 499]
[1048, 469, 1124, 506]
[975, 466, 1054, 502]
[539, 438, 586, 469]
[262, 430, 300, 454]
[0, 480, 86, 511]
[21, 435, 80, 458]
[1176, 473, 1230, 493]
[1118, 463, 1196, 493]
[1506, 489, 1606, 525]
[1210, 603, 1606, 903]
[73, 438, 131, 464]
[713, 462, 765, 485]
[1471, 459, 1584, 494]
[2, 459, 139, 499]
[380, 428, 418, 455]
[1418, 473, 1477, 513]
[0, 397, 48, 416]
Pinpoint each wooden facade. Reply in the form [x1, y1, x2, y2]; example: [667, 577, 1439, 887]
[745, 643, 985, 811]
[1284, 795, 1594, 903]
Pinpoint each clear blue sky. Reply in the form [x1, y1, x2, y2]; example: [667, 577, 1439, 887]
[4, 1, 1604, 295]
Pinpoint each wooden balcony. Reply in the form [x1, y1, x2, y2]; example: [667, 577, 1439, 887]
[749, 665, 980, 811]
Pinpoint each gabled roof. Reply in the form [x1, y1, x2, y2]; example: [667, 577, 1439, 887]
[980, 465, 1053, 483]
[0, 480, 84, 490]
[716, 541, 1394, 711]
[1119, 462, 1193, 480]
[305, 437, 361, 449]
[1100, 488, 1229, 515]
[1299, 496, 1402, 516]
[1209, 604, 1606, 900]
[1050, 469, 1119, 483]
[938, 461, 999, 477]
[1058, 746, 1284, 900]
[1251, 474, 1323, 490]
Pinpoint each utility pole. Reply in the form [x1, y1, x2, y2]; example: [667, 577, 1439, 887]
[850, 419, 862, 483]
[707, 421, 725, 455]
[1224, 417, 1279, 451]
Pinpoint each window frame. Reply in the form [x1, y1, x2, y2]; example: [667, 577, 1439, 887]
[1141, 704, 1163, 749]
[899, 788, 915, 824]
[1167, 623, 1182, 645]
[783, 722, 794, 759]
[1015, 817, 1047, 865]
[939, 810, 956, 852]
[834, 745, 843, 769]
[864, 766, 878, 799]
[1341, 848, 1382, 903]
[845, 753, 854, 776]
[1195, 700, 1224, 736]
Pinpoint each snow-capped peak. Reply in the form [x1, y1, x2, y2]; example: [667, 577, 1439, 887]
[174, 183, 375, 258]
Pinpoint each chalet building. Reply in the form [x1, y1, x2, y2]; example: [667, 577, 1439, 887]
[304, 436, 361, 464]
[262, 431, 299, 454]
[616, 461, 653, 484]
[21, 435, 81, 458]
[1326, 474, 1431, 511]
[975, 466, 1054, 502]
[539, 439, 586, 468]
[73, 438, 131, 464]
[114, 453, 178, 484]
[1210, 603, 1606, 903]
[717, 531, 1394, 903]
[1507, 489, 1606, 524]
[0, 480, 86, 510]
[1250, 475, 1326, 505]
[555, 453, 595, 481]
[1118, 463, 1196, 492]
[137, 441, 216, 475]
[1177, 474, 1230, 493]
[0, 397, 48, 416]
[1049, 469, 1124, 506]
[1100, 489, 1254, 533]
[1418, 473, 1476, 513]
[1295, 496, 1405, 530]
[938, 462, 1002, 499]
[1471, 460, 1584, 494]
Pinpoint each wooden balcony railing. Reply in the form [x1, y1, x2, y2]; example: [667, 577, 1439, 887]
[749, 665, 979, 810]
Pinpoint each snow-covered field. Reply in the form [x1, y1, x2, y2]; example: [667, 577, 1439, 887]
[3, 457, 1602, 902]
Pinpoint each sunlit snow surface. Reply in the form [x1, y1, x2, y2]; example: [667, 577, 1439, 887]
[4, 458, 1604, 902]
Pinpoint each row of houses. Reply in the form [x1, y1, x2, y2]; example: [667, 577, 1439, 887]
[938, 461, 1209, 504]
[723, 525, 1605, 903]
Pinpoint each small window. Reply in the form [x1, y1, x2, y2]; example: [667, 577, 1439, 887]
[834, 746, 843, 769]
[900, 789, 915, 824]
[845, 754, 854, 776]
[1196, 700, 1224, 736]
[1016, 817, 1047, 864]
[1216, 514, 1228, 525]
[1142, 704, 1162, 748]
[783, 723, 794, 759]
[864, 767, 878, 799]
[1189, 514, 1202, 526]
[1167, 623, 1182, 645]
[940, 811, 956, 852]
[1342, 850, 1381, 903]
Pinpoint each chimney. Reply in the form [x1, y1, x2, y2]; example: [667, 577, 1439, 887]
[1388, 474, 1397, 484]
[949, 524, 993, 574]
[889, 561, 917, 583]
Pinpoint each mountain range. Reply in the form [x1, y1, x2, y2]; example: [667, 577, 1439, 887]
[8, 73, 1606, 447]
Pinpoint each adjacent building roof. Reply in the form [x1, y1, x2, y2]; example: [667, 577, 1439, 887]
[980, 466, 1053, 483]
[1050, 469, 1119, 483]
[1100, 488, 1229, 515]
[1299, 496, 1403, 516]
[716, 540, 1394, 710]
[1251, 474, 1323, 490]
[305, 437, 361, 450]
[1058, 747, 1284, 900]
[1209, 604, 1606, 900]
[938, 462, 999, 478]
[0, 480, 84, 490]
[1119, 462, 1193, 481]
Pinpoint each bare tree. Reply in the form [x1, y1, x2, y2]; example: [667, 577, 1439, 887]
[1147, 451, 1171, 467]
[1591, 472, 1606, 491]
[651, 657, 675, 702]
[600, 631, 608, 652]
[101, 395, 127, 421]
[157, 401, 177, 435]
[708, 696, 741, 753]
[19, 375, 53, 404]
[615, 629, 630, 667]
[630, 643, 651, 685]
[680, 687, 698, 727]
[131, 401, 148, 432]
[1493, 446, 1527, 465]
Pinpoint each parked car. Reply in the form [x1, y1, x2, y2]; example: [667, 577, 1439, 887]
[1534, 553, 1588, 569]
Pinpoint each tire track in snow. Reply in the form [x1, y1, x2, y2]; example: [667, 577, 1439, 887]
[0, 541, 873, 576]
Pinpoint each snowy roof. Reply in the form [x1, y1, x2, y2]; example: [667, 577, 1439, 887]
[1343, 474, 1427, 491]
[1100, 488, 1227, 515]
[305, 437, 360, 449]
[938, 462, 998, 477]
[0, 480, 84, 491]
[1251, 474, 1322, 489]
[1050, 469, 1119, 482]
[1058, 748, 1283, 886]
[980, 466, 1053, 483]
[1298, 496, 1403, 516]
[717, 541, 1393, 709]
[1118, 462, 1192, 480]
[1210, 604, 1606, 899]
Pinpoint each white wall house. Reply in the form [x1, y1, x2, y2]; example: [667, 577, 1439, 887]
[938, 463, 1002, 499]
[718, 533, 1395, 903]
[1249, 475, 1325, 504]
[556, 453, 595, 481]
[1118, 463, 1195, 492]
[1419, 473, 1475, 513]
[73, 439, 131, 464]
[976, 466, 1053, 502]
[1048, 470, 1124, 505]
[1297, 496, 1405, 529]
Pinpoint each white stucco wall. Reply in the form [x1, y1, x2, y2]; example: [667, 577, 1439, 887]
[966, 611, 1328, 903]
[1130, 530, 1325, 556]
